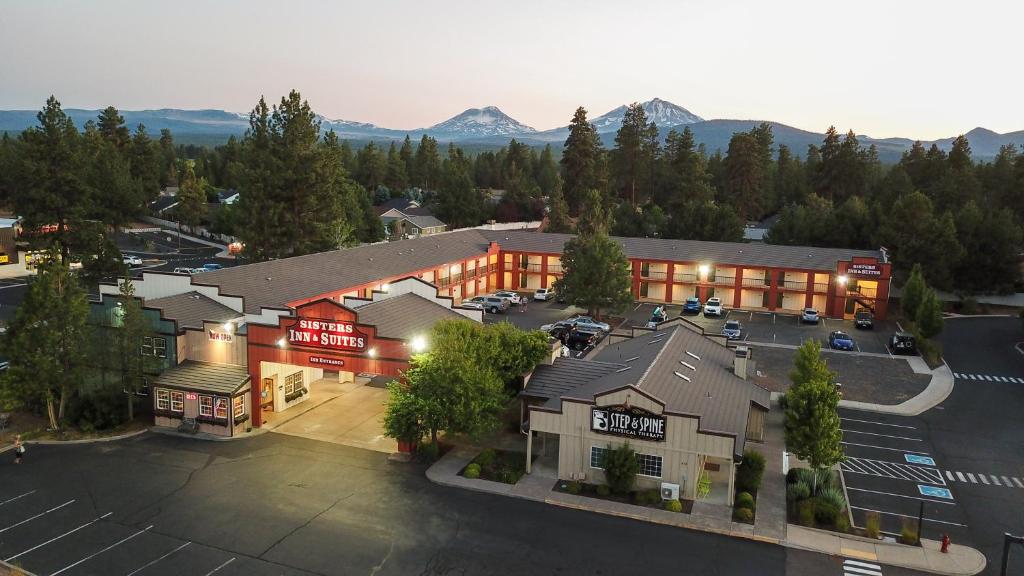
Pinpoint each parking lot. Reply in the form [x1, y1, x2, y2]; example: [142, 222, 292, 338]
[836, 408, 970, 544]
[479, 297, 610, 358]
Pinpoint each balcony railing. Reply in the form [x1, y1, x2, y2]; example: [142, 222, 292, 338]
[547, 265, 563, 274]
[488, 263, 497, 273]
[438, 277, 451, 288]
[782, 280, 807, 290]
[813, 282, 829, 293]
[525, 263, 542, 272]
[641, 270, 667, 280]
[450, 273, 463, 284]
[742, 277, 769, 288]
[465, 268, 478, 280]
[673, 273, 697, 283]
[714, 276, 736, 285]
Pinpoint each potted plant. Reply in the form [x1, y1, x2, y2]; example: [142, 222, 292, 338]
[383, 382, 423, 453]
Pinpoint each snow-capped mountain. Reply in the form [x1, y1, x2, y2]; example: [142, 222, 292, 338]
[426, 106, 537, 138]
[589, 98, 703, 133]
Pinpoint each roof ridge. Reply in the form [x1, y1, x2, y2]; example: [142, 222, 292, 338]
[634, 327, 677, 388]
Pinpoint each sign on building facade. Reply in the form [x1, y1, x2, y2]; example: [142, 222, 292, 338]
[287, 318, 368, 351]
[591, 405, 666, 441]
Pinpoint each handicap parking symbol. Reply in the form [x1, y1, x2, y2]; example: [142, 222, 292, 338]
[905, 454, 936, 466]
[918, 485, 953, 499]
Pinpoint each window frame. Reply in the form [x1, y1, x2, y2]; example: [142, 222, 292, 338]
[214, 397, 229, 419]
[636, 453, 663, 478]
[169, 390, 184, 413]
[156, 388, 170, 411]
[233, 395, 245, 418]
[198, 394, 213, 417]
[589, 446, 607, 470]
[284, 371, 303, 395]
[141, 336, 168, 358]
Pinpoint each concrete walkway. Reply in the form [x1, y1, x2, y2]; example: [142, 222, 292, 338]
[788, 525, 986, 575]
[839, 359, 954, 416]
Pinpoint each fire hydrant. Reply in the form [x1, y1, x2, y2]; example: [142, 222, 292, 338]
[941, 533, 951, 553]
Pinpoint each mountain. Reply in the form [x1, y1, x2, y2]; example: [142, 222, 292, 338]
[425, 106, 536, 138]
[590, 97, 704, 133]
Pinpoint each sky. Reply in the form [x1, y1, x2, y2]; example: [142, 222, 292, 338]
[1, 0, 1021, 139]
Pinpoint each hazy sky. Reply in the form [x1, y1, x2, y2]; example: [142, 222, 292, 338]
[1, 0, 1020, 139]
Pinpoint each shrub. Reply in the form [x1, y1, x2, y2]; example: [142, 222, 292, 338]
[664, 499, 683, 513]
[497, 465, 522, 484]
[602, 444, 640, 494]
[786, 468, 800, 484]
[566, 481, 581, 495]
[789, 480, 811, 502]
[900, 518, 919, 545]
[634, 489, 661, 505]
[798, 499, 815, 527]
[645, 489, 662, 504]
[416, 441, 440, 463]
[864, 511, 881, 539]
[474, 448, 497, 468]
[814, 499, 840, 525]
[596, 484, 611, 497]
[819, 486, 846, 512]
[735, 491, 755, 511]
[815, 469, 836, 493]
[959, 297, 978, 315]
[736, 449, 766, 493]
[777, 392, 788, 410]
[835, 513, 850, 533]
[735, 507, 754, 522]
[464, 463, 481, 479]
[793, 468, 816, 488]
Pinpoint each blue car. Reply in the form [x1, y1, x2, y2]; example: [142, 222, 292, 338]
[829, 331, 856, 351]
[683, 297, 702, 314]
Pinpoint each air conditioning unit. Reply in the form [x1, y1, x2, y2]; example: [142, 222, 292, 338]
[661, 482, 680, 501]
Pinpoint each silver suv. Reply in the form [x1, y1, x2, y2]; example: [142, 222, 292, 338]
[468, 296, 510, 314]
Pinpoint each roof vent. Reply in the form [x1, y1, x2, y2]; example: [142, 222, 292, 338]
[673, 371, 691, 382]
[648, 338, 665, 345]
[679, 360, 696, 371]
[265, 277, 272, 281]
[686, 351, 701, 361]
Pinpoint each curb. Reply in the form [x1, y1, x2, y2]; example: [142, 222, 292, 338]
[838, 362, 954, 416]
[147, 425, 266, 442]
[0, 428, 148, 453]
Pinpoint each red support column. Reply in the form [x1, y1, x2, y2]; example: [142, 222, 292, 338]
[540, 255, 549, 289]
[805, 273, 815, 309]
[665, 263, 675, 304]
[734, 268, 744, 309]
[631, 260, 641, 300]
[768, 269, 779, 311]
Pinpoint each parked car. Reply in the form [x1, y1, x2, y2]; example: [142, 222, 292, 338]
[703, 297, 723, 317]
[549, 324, 598, 351]
[829, 330, 856, 351]
[540, 320, 574, 333]
[202, 263, 224, 271]
[801, 308, 820, 324]
[683, 297, 702, 314]
[854, 309, 874, 329]
[534, 287, 555, 301]
[173, 267, 197, 275]
[722, 319, 743, 340]
[491, 291, 522, 305]
[460, 301, 485, 311]
[122, 254, 143, 266]
[468, 296, 509, 314]
[569, 315, 611, 333]
[890, 332, 917, 355]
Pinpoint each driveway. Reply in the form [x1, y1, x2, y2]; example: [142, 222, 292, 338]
[267, 380, 396, 453]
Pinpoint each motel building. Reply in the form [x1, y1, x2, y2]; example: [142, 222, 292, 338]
[521, 321, 770, 506]
[93, 228, 888, 438]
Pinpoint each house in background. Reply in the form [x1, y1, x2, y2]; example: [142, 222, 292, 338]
[375, 198, 447, 240]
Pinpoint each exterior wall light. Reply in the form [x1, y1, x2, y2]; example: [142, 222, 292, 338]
[698, 264, 710, 277]
[367, 347, 377, 358]
[276, 337, 286, 348]
[381, 283, 390, 292]
[410, 336, 427, 353]
[837, 275, 848, 285]
[223, 322, 233, 332]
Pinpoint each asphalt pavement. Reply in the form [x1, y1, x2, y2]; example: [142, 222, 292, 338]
[786, 548, 934, 576]
[0, 432, 787, 576]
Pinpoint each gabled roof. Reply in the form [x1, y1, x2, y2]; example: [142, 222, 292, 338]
[522, 357, 626, 401]
[354, 292, 466, 340]
[402, 215, 446, 230]
[145, 291, 241, 330]
[149, 196, 180, 214]
[155, 361, 250, 395]
[374, 198, 429, 216]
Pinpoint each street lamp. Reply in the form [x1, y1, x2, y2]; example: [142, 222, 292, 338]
[410, 335, 426, 353]
[222, 321, 233, 333]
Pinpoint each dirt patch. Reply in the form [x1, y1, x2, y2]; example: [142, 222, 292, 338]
[751, 347, 930, 405]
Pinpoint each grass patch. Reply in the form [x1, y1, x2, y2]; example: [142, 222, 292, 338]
[459, 448, 527, 484]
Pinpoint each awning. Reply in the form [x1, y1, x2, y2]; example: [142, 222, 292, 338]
[154, 361, 251, 396]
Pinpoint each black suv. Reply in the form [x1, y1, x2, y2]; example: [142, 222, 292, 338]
[549, 324, 598, 351]
[890, 332, 917, 355]
[854, 310, 874, 329]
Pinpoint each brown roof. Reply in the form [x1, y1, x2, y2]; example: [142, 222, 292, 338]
[355, 293, 466, 340]
[198, 230, 493, 313]
[146, 291, 242, 330]
[154, 361, 250, 395]
[478, 229, 882, 271]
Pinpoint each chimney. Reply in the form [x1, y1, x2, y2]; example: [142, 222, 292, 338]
[734, 346, 751, 380]
[544, 338, 563, 365]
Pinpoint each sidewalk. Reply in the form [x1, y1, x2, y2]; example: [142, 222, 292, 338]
[838, 360, 953, 416]
[787, 525, 986, 576]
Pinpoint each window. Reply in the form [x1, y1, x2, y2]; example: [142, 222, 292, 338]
[519, 273, 527, 289]
[214, 397, 229, 419]
[636, 453, 663, 478]
[156, 389, 170, 411]
[198, 395, 213, 417]
[141, 336, 168, 358]
[170, 390, 184, 413]
[233, 395, 245, 418]
[520, 254, 528, 269]
[284, 371, 304, 395]
[590, 446, 607, 469]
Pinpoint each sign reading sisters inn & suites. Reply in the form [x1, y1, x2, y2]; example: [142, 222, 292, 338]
[591, 405, 666, 441]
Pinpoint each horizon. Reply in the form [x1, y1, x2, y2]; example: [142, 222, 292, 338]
[1, 0, 1022, 140]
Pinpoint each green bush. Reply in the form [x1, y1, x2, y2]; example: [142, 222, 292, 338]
[602, 443, 640, 494]
[736, 449, 766, 493]
[68, 389, 126, 431]
[464, 463, 481, 479]
[474, 448, 497, 468]
[789, 480, 811, 502]
[735, 491, 755, 510]
[596, 484, 611, 497]
[566, 481, 581, 495]
[900, 519, 919, 545]
[819, 486, 846, 512]
[786, 467, 799, 484]
[735, 507, 754, 522]
[798, 499, 815, 527]
[835, 513, 850, 533]
[777, 392, 788, 410]
[664, 499, 683, 513]
[865, 511, 881, 539]
[793, 468, 816, 488]
[815, 469, 836, 493]
[814, 499, 840, 525]
[416, 441, 440, 463]
[645, 489, 662, 504]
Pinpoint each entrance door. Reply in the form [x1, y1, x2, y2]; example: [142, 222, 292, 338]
[261, 376, 275, 411]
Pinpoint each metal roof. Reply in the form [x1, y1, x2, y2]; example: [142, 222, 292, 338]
[477, 229, 882, 271]
[354, 292, 467, 340]
[522, 357, 626, 401]
[145, 291, 242, 330]
[403, 215, 447, 230]
[154, 361, 251, 395]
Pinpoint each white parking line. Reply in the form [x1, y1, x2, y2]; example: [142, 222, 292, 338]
[968, 374, 978, 380]
[203, 557, 236, 576]
[1002, 476, 1014, 487]
[966, 473, 977, 483]
[50, 525, 154, 576]
[979, 475, 990, 485]
[5, 512, 113, 561]
[0, 500, 75, 533]
[850, 506, 968, 527]
[956, 472, 966, 482]
[844, 559, 883, 576]
[0, 490, 36, 507]
[125, 541, 192, 576]
[1014, 478, 1024, 488]
[841, 457, 944, 485]
[846, 486, 956, 505]
[842, 429, 921, 441]
[990, 475, 1002, 486]
[841, 441, 929, 454]
[840, 417, 916, 430]
[945, 470, 955, 481]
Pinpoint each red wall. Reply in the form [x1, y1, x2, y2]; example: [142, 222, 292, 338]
[246, 299, 411, 427]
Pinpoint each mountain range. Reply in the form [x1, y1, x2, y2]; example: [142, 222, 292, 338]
[1, 99, 1021, 163]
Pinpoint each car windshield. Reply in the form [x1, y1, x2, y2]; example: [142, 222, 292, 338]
[805, 309, 817, 315]
[708, 299, 720, 304]
[856, 311, 871, 318]
[834, 332, 850, 340]
[687, 298, 698, 303]
[725, 321, 739, 329]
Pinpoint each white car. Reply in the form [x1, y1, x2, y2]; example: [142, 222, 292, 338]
[173, 267, 195, 275]
[534, 288, 554, 301]
[491, 291, 522, 305]
[703, 297, 723, 317]
[801, 308, 820, 324]
[122, 255, 143, 266]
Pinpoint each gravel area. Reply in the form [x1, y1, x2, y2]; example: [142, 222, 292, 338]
[750, 346, 930, 405]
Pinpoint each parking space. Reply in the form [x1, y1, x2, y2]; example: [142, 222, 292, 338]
[836, 409, 970, 544]
[0, 487, 313, 576]
[480, 296, 608, 358]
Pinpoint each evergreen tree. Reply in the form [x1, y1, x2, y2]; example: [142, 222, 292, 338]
[355, 141, 387, 190]
[114, 274, 151, 421]
[900, 264, 927, 320]
[721, 132, 764, 221]
[658, 126, 714, 208]
[783, 340, 843, 492]
[915, 289, 944, 338]
[545, 180, 572, 233]
[399, 135, 415, 184]
[129, 124, 162, 203]
[176, 162, 207, 230]
[414, 135, 442, 190]
[536, 144, 560, 197]
[433, 145, 484, 229]
[384, 141, 409, 192]
[575, 189, 611, 237]
[561, 106, 603, 214]
[611, 103, 658, 207]
[158, 128, 177, 188]
[552, 229, 632, 320]
[97, 106, 130, 150]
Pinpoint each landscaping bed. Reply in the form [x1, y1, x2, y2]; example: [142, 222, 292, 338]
[459, 448, 528, 484]
[553, 481, 693, 514]
[731, 448, 766, 525]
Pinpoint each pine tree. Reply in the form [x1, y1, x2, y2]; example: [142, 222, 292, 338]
[545, 179, 572, 233]
[900, 264, 927, 320]
[784, 340, 843, 492]
[552, 229, 632, 320]
[414, 135, 442, 190]
[561, 106, 603, 215]
[535, 144, 559, 197]
[612, 103, 657, 207]
[114, 274, 151, 421]
[129, 124, 162, 203]
[722, 132, 763, 221]
[176, 162, 207, 230]
[97, 106, 130, 150]
[384, 141, 409, 192]
[915, 289, 944, 338]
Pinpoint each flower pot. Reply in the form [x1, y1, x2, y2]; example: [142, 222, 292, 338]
[397, 440, 417, 453]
